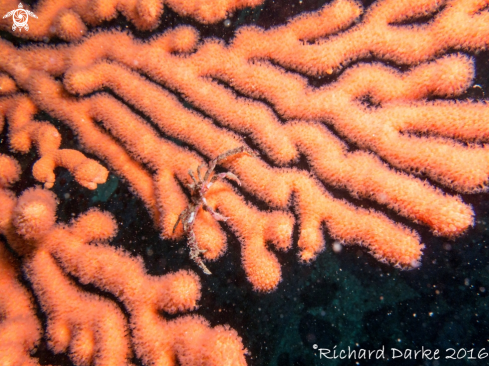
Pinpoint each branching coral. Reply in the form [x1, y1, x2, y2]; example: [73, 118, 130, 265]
[1, 0, 489, 363]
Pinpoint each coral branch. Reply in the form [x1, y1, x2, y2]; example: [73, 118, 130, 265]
[0, 0, 265, 40]
[4, 95, 108, 189]
[1, 0, 488, 290]
[0, 239, 41, 366]
[0, 155, 40, 365]
[0, 168, 247, 365]
[1, 0, 489, 363]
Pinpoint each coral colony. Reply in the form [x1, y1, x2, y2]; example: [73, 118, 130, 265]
[1, 0, 489, 364]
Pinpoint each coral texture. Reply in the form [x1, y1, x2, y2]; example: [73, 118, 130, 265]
[1, 0, 489, 364]
[0, 0, 264, 39]
[0, 154, 247, 365]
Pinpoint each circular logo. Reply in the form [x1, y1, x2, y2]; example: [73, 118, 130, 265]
[3, 3, 37, 32]
[12, 8, 29, 30]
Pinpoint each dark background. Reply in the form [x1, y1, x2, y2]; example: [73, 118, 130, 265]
[1, 0, 489, 365]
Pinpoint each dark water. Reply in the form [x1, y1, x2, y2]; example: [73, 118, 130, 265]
[1, 1, 489, 365]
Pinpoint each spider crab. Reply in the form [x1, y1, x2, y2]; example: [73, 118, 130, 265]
[173, 146, 254, 274]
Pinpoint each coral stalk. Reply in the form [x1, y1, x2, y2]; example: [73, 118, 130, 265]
[1, 1, 489, 363]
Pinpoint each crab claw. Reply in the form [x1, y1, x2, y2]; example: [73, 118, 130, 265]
[218, 172, 241, 186]
[203, 201, 229, 221]
[211, 211, 228, 221]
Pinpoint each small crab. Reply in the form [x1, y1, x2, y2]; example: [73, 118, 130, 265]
[173, 146, 254, 274]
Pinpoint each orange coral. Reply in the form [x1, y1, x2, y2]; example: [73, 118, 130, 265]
[0, 240, 41, 366]
[1, 0, 489, 362]
[1, 0, 488, 292]
[0, 0, 264, 40]
[4, 95, 108, 189]
[0, 158, 247, 365]
[0, 155, 41, 366]
[0, 73, 16, 96]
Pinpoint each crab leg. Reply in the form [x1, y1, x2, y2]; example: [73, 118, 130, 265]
[172, 207, 188, 234]
[203, 159, 217, 183]
[188, 168, 198, 186]
[202, 198, 228, 222]
[197, 164, 204, 181]
[188, 231, 211, 275]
